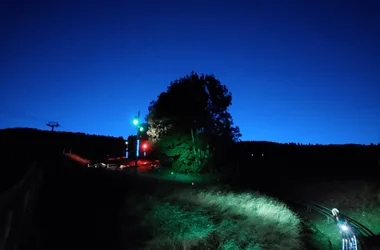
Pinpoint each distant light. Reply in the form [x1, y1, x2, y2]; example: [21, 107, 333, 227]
[125, 141, 128, 145]
[251, 154, 254, 157]
[133, 119, 138, 125]
[171, 171, 174, 175]
[142, 144, 147, 149]
[262, 154, 264, 157]
[139, 127, 144, 132]
[192, 182, 194, 185]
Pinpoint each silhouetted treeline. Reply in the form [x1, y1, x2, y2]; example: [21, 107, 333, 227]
[0, 128, 126, 191]
[226, 141, 380, 185]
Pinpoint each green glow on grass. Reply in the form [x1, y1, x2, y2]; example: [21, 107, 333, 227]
[142, 188, 303, 249]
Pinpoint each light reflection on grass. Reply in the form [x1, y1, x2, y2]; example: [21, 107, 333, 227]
[137, 187, 303, 249]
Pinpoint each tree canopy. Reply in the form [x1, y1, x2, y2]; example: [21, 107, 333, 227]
[146, 72, 241, 173]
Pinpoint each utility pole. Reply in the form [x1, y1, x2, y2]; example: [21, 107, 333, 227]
[46, 121, 60, 131]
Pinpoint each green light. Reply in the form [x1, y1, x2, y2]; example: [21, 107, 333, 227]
[139, 127, 144, 132]
[133, 118, 138, 126]
[171, 171, 174, 175]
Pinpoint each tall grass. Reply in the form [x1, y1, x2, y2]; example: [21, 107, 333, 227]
[128, 187, 303, 250]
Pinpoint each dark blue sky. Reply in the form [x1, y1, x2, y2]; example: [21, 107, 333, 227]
[1, 0, 379, 144]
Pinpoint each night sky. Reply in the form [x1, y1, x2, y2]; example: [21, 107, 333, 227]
[1, 0, 379, 144]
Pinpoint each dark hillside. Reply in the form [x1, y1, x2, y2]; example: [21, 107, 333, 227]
[0, 128, 126, 192]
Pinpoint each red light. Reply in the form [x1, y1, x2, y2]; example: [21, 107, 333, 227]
[142, 144, 147, 149]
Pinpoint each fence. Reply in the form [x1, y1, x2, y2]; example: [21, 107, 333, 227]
[0, 162, 44, 250]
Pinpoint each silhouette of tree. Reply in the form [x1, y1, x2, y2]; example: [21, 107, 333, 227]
[146, 71, 241, 173]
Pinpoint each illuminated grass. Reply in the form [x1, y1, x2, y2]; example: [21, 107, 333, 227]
[143, 202, 215, 249]
[137, 187, 303, 250]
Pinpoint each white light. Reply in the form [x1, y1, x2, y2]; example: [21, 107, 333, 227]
[251, 154, 254, 156]
[125, 141, 128, 145]
[332, 208, 339, 217]
[340, 224, 349, 231]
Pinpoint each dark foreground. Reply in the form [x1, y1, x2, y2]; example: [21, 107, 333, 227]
[33, 157, 144, 250]
[33, 157, 192, 250]
[6, 155, 379, 250]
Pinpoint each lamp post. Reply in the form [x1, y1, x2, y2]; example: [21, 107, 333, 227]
[132, 111, 144, 168]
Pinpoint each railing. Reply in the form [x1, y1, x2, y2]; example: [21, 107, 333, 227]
[300, 201, 379, 250]
[0, 162, 43, 250]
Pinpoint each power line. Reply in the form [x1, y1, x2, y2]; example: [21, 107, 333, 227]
[0, 110, 47, 122]
[0, 110, 61, 131]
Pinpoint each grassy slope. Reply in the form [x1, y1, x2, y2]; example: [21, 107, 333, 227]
[125, 168, 303, 249]
[126, 187, 303, 250]
[149, 169, 380, 249]
[36, 159, 303, 250]
[39, 157, 380, 250]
